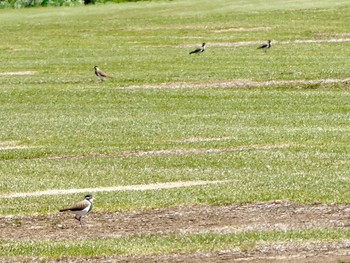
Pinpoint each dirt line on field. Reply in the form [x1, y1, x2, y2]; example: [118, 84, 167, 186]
[213, 26, 272, 33]
[180, 38, 350, 49]
[34, 144, 290, 161]
[0, 71, 35, 76]
[0, 180, 229, 199]
[0, 141, 35, 150]
[129, 77, 350, 90]
[0, 146, 34, 150]
[211, 38, 350, 47]
[169, 136, 232, 143]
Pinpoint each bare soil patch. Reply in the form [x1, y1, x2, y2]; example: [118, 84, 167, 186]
[1, 202, 350, 262]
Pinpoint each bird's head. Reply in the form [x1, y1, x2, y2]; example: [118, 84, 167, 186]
[84, 194, 94, 201]
[94, 66, 98, 69]
[268, 40, 271, 43]
[202, 43, 206, 47]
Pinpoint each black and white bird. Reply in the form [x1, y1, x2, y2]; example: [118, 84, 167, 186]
[189, 43, 206, 55]
[94, 66, 111, 81]
[257, 40, 272, 52]
[59, 195, 94, 226]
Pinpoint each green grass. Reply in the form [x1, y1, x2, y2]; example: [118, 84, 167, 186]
[1, 0, 350, 259]
[1, 228, 350, 258]
[0, 0, 350, 212]
[1, 87, 350, 214]
[1, 0, 350, 85]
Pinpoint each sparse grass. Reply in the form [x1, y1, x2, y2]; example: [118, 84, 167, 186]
[1, 0, 350, 260]
[1, 228, 350, 258]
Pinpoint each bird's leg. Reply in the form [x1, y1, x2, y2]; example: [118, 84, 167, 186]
[74, 215, 83, 226]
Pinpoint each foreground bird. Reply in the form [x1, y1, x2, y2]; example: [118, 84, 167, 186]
[59, 195, 94, 226]
[94, 66, 110, 81]
[257, 40, 272, 52]
[189, 43, 206, 55]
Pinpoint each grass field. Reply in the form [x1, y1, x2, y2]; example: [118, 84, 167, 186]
[1, 0, 350, 261]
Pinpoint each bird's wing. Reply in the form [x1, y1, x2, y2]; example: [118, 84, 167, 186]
[190, 48, 201, 54]
[98, 70, 109, 77]
[60, 199, 90, 212]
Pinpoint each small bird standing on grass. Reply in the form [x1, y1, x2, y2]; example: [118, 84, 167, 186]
[257, 40, 272, 52]
[94, 66, 111, 81]
[59, 195, 94, 226]
[189, 43, 206, 55]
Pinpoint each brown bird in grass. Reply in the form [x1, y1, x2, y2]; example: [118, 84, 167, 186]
[189, 43, 206, 55]
[59, 195, 94, 226]
[94, 66, 111, 81]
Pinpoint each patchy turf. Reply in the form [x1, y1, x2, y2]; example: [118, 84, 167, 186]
[2, 0, 350, 261]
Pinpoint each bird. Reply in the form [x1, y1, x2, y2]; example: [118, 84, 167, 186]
[94, 66, 111, 81]
[257, 40, 272, 52]
[59, 195, 94, 226]
[189, 43, 206, 55]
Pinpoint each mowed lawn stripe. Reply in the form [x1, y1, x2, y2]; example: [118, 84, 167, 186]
[36, 144, 291, 160]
